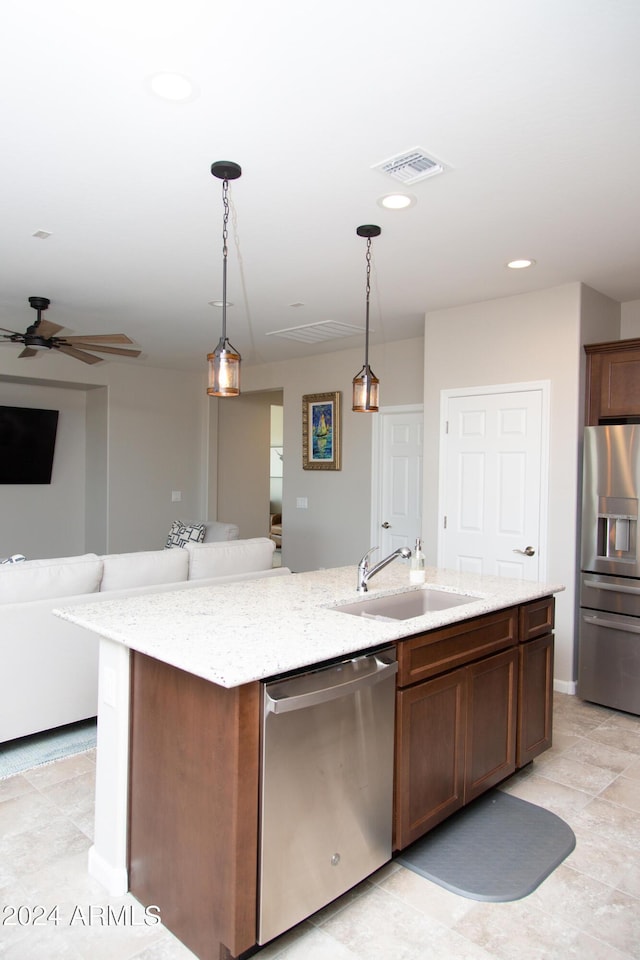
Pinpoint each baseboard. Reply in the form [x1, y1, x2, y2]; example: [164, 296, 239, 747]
[88, 845, 129, 897]
[553, 679, 578, 695]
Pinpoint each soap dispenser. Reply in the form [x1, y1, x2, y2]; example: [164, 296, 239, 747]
[410, 537, 425, 584]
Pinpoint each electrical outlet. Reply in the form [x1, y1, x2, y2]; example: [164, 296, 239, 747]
[171, 490, 182, 502]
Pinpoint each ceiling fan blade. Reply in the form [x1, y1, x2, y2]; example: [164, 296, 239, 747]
[62, 333, 135, 344]
[18, 347, 38, 358]
[37, 319, 65, 338]
[0, 327, 22, 335]
[57, 344, 102, 365]
[63, 342, 141, 358]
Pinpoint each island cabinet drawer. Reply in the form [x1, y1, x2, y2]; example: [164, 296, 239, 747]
[396, 607, 518, 688]
[519, 596, 555, 642]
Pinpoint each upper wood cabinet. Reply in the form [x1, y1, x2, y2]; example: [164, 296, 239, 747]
[585, 338, 640, 424]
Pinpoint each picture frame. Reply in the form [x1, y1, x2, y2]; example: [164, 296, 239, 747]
[302, 391, 341, 470]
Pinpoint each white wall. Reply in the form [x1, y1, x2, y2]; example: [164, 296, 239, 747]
[422, 283, 620, 688]
[241, 337, 425, 572]
[0, 351, 208, 557]
[621, 298, 640, 337]
[104, 365, 208, 551]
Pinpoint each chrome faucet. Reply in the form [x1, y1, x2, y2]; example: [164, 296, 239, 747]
[357, 546, 412, 593]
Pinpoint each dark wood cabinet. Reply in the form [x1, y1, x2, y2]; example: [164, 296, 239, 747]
[395, 645, 517, 848]
[516, 597, 555, 766]
[395, 667, 466, 846]
[465, 647, 517, 802]
[585, 338, 640, 424]
[128, 652, 260, 960]
[394, 608, 520, 850]
[394, 599, 554, 852]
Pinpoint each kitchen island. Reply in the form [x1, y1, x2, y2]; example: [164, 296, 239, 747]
[56, 564, 564, 960]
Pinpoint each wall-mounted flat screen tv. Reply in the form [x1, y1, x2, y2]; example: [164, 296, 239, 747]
[0, 405, 59, 484]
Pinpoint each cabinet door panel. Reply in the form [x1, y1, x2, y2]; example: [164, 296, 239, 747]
[465, 648, 517, 803]
[517, 633, 554, 767]
[519, 597, 554, 641]
[585, 340, 640, 424]
[395, 671, 466, 849]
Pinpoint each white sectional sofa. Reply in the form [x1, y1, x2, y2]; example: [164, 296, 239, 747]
[0, 537, 289, 744]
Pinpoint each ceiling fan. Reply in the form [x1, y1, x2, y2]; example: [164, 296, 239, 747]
[0, 297, 142, 365]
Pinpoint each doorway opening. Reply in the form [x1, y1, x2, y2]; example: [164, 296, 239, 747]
[216, 388, 284, 566]
[270, 403, 283, 565]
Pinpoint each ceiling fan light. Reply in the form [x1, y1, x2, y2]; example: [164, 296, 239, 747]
[352, 364, 379, 413]
[207, 338, 241, 397]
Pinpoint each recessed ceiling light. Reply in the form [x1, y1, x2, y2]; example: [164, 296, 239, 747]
[507, 258, 536, 270]
[378, 194, 416, 210]
[148, 72, 197, 103]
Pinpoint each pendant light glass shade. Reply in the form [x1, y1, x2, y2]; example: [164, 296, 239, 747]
[207, 161, 242, 398]
[352, 364, 380, 412]
[207, 337, 241, 397]
[352, 224, 381, 413]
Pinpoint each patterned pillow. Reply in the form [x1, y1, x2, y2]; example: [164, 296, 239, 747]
[165, 521, 206, 549]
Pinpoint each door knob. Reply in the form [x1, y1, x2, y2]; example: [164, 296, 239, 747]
[513, 546, 535, 557]
[381, 521, 391, 529]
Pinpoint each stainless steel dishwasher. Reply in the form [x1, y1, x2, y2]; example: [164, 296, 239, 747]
[258, 647, 398, 945]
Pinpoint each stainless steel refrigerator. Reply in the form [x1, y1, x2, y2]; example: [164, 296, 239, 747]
[579, 424, 640, 715]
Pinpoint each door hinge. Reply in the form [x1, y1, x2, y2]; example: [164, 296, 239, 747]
[445, 420, 449, 434]
[443, 515, 447, 529]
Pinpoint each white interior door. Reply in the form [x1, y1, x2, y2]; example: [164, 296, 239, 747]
[438, 383, 549, 580]
[371, 406, 423, 557]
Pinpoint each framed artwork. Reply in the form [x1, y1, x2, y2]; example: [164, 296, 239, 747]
[302, 391, 341, 470]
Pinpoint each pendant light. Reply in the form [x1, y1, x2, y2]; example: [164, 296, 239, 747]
[207, 161, 242, 397]
[352, 224, 381, 412]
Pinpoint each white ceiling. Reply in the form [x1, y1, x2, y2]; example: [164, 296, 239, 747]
[2, 0, 640, 373]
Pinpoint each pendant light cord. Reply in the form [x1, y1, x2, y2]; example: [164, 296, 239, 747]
[221, 176, 230, 342]
[364, 235, 372, 369]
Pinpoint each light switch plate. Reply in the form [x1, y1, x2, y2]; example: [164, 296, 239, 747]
[171, 490, 182, 502]
[296, 497, 308, 509]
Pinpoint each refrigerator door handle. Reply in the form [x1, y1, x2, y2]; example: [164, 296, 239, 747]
[583, 578, 640, 596]
[583, 613, 640, 635]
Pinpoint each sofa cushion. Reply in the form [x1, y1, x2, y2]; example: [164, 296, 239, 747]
[0, 553, 103, 603]
[100, 548, 189, 591]
[186, 538, 275, 580]
[203, 520, 240, 542]
[165, 521, 206, 549]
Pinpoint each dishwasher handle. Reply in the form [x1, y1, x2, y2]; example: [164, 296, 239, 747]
[265, 653, 398, 715]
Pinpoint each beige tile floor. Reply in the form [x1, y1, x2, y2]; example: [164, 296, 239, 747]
[1, 693, 639, 959]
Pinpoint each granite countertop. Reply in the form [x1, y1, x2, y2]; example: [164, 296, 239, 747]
[54, 564, 564, 688]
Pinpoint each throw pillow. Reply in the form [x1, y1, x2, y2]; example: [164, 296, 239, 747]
[165, 520, 206, 549]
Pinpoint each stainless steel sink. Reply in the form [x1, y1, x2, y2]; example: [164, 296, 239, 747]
[332, 588, 478, 621]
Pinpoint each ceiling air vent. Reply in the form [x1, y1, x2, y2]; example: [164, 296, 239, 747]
[373, 148, 445, 185]
[266, 321, 366, 343]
